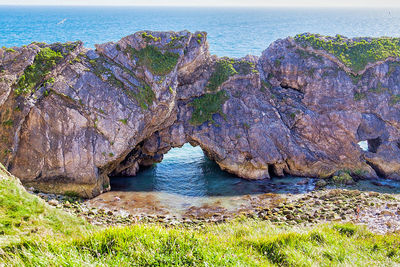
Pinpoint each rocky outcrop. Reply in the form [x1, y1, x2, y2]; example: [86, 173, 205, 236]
[1, 32, 400, 197]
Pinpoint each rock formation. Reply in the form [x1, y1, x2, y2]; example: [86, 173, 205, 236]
[1, 31, 400, 197]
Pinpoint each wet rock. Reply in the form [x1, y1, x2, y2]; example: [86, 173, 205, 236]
[315, 179, 327, 188]
[332, 172, 355, 185]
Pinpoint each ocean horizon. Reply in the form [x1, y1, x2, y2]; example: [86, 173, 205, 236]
[1, 6, 400, 57]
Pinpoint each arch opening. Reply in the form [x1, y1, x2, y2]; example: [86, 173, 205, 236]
[357, 137, 382, 153]
[109, 143, 316, 198]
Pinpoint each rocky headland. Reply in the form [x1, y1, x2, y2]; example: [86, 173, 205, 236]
[1, 32, 400, 197]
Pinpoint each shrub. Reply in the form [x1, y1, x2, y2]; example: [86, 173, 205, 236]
[206, 59, 238, 91]
[354, 92, 366, 101]
[128, 45, 179, 76]
[189, 90, 229, 126]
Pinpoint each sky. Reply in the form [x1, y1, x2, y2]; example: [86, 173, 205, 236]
[1, 0, 400, 7]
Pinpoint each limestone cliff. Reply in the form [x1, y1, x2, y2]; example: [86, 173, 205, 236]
[1, 32, 400, 197]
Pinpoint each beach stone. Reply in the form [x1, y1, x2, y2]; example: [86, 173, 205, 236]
[48, 199, 59, 206]
[316, 179, 327, 188]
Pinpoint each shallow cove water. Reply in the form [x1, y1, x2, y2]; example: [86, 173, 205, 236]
[89, 144, 316, 217]
[86, 144, 400, 218]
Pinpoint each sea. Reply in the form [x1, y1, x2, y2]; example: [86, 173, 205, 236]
[1, 6, 400, 213]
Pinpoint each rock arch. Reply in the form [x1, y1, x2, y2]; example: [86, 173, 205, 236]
[2, 32, 400, 197]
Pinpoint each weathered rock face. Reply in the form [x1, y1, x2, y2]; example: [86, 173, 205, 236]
[1, 32, 400, 197]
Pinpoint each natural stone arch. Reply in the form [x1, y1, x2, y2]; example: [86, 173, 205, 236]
[3, 32, 400, 198]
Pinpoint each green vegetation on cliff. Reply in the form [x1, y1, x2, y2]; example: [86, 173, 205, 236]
[89, 57, 124, 88]
[233, 60, 258, 75]
[132, 83, 155, 110]
[141, 32, 161, 42]
[128, 45, 179, 76]
[206, 58, 257, 92]
[295, 34, 400, 72]
[206, 59, 238, 91]
[189, 90, 229, 126]
[89, 57, 155, 110]
[16, 47, 63, 95]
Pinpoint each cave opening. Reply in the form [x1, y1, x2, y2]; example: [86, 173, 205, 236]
[357, 137, 381, 153]
[110, 143, 242, 197]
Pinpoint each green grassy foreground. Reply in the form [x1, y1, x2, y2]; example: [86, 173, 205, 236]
[2, 220, 400, 266]
[1, 163, 400, 266]
[0, 164, 90, 246]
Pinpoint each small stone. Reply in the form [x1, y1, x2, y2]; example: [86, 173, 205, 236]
[48, 199, 59, 206]
[315, 179, 327, 188]
[381, 210, 395, 216]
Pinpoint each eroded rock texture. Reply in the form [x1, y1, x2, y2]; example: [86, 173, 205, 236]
[1, 32, 400, 197]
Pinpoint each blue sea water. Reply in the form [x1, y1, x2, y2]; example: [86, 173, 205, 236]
[1, 7, 400, 57]
[2, 6, 400, 201]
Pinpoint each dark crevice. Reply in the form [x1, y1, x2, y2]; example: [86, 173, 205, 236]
[279, 81, 302, 93]
[365, 159, 387, 178]
[267, 164, 276, 177]
[368, 137, 381, 153]
[280, 82, 292, 90]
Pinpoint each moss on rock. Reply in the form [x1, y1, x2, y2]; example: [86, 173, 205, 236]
[189, 90, 229, 126]
[16, 47, 63, 96]
[206, 59, 238, 91]
[128, 45, 179, 76]
[332, 171, 355, 185]
[295, 33, 400, 72]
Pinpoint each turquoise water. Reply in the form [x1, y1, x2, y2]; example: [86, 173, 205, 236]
[110, 144, 316, 197]
[2, 7, 400, 204]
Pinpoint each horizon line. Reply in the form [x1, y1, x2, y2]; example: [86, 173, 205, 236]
[0, 4, 399, 8]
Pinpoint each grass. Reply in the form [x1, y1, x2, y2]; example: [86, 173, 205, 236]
[133, 83, 155, 110]
[128, 45, 179, 76]
[390, 94, 400, 105]
[16, 47, 63, 96]
[206, 59, 238, 91]
[141, 32, 161, 42]
[89, 57, 124, 89]
[0, 164, 89, 247]
[2, 119, 13, 127]
[354, 92, 367, 101]
[2, 219, 400, 266]
[295, 33, 400, 72]
[233, 60, 258, 75]
[1, 163, 400, 266]
[189, 90, 229, 126]
[369, 82, 388, 94]
[349, 73, 363, 85]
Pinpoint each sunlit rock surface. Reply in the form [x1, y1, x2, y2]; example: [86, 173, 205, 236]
[1, 32, 400, 197]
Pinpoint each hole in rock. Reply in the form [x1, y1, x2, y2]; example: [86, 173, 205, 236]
[109, 143, 316, 198]
[358, 138, 381, 153]
[358, 140, 368, 151]
[368, 137, 381, 153]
